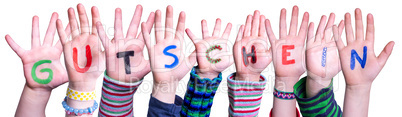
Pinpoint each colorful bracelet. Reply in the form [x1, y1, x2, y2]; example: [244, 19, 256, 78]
[66, 87, 96, 101]
[273, 88, 295, 100]
[62, 96, 98, 116]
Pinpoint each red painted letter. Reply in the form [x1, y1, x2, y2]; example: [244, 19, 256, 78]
[73, 45, 92, 73]
[282, 45, 295, 65]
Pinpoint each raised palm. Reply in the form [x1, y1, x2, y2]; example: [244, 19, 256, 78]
[306, 13, 344, 80]
[142, 6, 196, 83]
[266, 6, 309, 78]
[57, 4, 104, 86]
[186, 18, 233, 77]
[333, 9, 394, 86]
[233, 11, 271, 80]
[5, 13, 69, 90]
[96, 5, 154, 83]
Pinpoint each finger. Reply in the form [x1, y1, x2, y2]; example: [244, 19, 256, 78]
[43, 12, 58, 46]
[68, 8, 79, 38]
[126, 5, 143, 39]
[298, 12, 309, 39]
[55, 22, 70, 50]
[186, 28, 200, 44]
[345, 13, 355, 45]
[306, 22, 314, 45]
[137, 12, 155, 40]
[265, 19, 277, 44]
[377, 41, 395, 67]
[324, 13, 335, 42]
[5, 35, 25, 56]
[221, 23, 232, 39]
[316, 15, 327, 42]
[114, 8, 124, 39]
[77, 3, 89, 33]
[91, 6, 101, 35]
[251, 10, 260, 36]
[289, 6, 299, 36]
[338, 20, 345, 37]
[165, 5, 174, 39]
[201, 19, 210, 39]
[187, 50, 197, 68]
[333, 25, 345, 50]
[175, 11, 186, 42]
[212, 18, 222, 37]
[366, 13, 374, 43]
[244, 15, 252, 37]
[141, 22, 152, 52]
[96, 21, 110, 49]
[279, 8, 287, 38]
[64, 23, 71, 39]
[236, 25, 245, 42]
[77, 4, 90, 34]
[32, 16, 40, 49]
[259, 15, 266, 37]
[155, 10, 163, 43]
[56, 19, 68, 45]
[355, 8, 364, 41]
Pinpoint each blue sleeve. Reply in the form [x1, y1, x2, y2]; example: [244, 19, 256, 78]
[147, 94, 183, 117]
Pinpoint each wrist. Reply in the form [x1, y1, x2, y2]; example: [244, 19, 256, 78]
[152, 80, 178, 104]
[305, 76, 332, 98]
[235, 72, 261, 81]
[346, 83, 372, 92]
[195, 68, 220, 79]
[68, 82, 97, 92]
[275, 76, 299, 92]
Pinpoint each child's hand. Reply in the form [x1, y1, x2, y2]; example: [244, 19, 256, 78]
[335, 9, 395, 117]
[96, 5, 155, 82]
[186, 18, 232, 79]
[305, 13, 344, 97]
[141, 5, 197, 103]
[333, 9, 394, 87]
[265, 6, 309, 81]
[233, 11, 271, 81]
[56, 4, 105, 91]
[6, 13, 69, 90]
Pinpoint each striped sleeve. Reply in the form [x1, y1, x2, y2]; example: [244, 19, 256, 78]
[180, 66, 222, 117]
[99, 72, 143, 117]
[293, 77, 342, 117]
[227, 73, 267, 117]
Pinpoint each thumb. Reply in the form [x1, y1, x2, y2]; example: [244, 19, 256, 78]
[377, 41, 395, 67]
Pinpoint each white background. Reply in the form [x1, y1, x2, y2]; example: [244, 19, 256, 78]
[0, 0, 401, 116]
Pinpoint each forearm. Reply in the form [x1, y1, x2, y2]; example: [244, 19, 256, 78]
[16, 85, 51, 117]
[343, 84, 371, 117]
[180, 67, 222, 117]
[272, 77, 298, 117]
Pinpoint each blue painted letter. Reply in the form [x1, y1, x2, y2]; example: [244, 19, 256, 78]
[321, 47, 327, 67]
[350, 46, 367, 70]
[164, 45, 179, 68]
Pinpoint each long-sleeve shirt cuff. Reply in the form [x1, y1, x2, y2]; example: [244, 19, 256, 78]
[227, 73, 267, 117]
[293, 77, 342, 117]
[180, 66, 223, 117]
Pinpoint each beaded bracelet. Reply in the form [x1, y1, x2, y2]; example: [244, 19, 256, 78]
[273, 88, 295, 100]
[62, 97, 99, 116]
